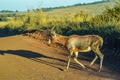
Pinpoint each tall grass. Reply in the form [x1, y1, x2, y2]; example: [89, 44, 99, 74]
[0, 2, 119, 62]
[0, 2, 120, 51]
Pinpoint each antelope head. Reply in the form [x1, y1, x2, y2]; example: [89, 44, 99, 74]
[47, 27, 67, 47]
[48, 26, 57, 45]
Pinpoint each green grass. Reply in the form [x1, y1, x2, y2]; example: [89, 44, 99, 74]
[0, 0, 120, 55]
[0, 0, 119, 61]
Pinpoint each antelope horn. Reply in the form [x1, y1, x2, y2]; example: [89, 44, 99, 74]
[51, 26, 56, 35]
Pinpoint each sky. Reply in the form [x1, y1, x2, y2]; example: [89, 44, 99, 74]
[0, 0, 102, 11]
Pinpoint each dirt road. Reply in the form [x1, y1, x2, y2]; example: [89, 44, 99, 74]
[0, 35, 119, 80]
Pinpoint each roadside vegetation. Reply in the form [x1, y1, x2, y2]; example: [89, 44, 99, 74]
[0, 0, 120, 61]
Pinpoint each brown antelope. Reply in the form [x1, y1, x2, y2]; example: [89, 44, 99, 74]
[48, 28, 104, 72]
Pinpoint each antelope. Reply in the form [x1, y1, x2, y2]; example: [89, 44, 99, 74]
[48, 28, 104, 72]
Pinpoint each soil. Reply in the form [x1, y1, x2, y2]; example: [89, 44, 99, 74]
[0, 33, 120, 80]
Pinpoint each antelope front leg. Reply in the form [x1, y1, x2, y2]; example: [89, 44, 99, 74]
[64, 51, 73, 71]
[64, 56, 71, 71]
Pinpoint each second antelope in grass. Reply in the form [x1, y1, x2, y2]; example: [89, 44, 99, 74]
[48, 28, 104, 72]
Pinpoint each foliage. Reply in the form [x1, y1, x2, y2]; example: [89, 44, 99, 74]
[0, 1, 120, 59]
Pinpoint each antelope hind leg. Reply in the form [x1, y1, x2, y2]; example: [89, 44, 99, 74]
[90, 55, 98, 67]
[74, 52, 87, 70]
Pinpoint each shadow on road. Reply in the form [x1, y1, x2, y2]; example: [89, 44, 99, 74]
[0, 49, 120, 79]
[0, 50, 66, 71]
[0, 50, 88, 71]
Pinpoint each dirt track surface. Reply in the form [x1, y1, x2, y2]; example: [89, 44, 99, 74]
[0, 35, 119, 80]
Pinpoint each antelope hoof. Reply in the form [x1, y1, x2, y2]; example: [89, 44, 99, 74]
[83, 67, 88, 70]
[90, 63, 94, 67]
[47, 44, 50, 46]
[90, 64, 92, 67]
[63, 68, 68, 71]
[81, 66, 87, 70]
[98, 69, 101, 72]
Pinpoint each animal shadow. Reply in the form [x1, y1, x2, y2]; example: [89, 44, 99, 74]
[0, 50, 66, 71]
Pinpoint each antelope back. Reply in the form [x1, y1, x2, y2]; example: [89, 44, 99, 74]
[66, 35, 103, 52]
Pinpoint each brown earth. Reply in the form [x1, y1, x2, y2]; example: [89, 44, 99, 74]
[0, 33, 120, 80]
